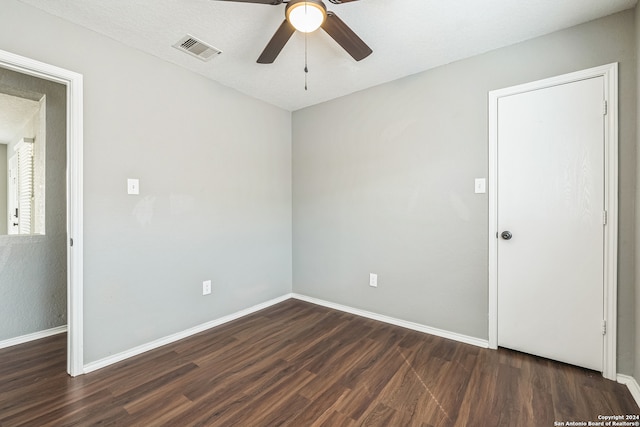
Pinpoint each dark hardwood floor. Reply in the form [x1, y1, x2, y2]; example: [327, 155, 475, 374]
[0, 299, 638, 426]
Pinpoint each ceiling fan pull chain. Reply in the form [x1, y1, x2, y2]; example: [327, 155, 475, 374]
[304, 30, 309, 90]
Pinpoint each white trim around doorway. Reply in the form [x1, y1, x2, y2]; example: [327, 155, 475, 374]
[487, 63, 618, 381]
[0, 49, 84, 376]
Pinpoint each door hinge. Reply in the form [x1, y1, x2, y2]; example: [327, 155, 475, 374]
[603, 210, 608, 225]
[602, 320, 607, 335]
[70, 238, 73, 247]
[603, 100, 608, 116]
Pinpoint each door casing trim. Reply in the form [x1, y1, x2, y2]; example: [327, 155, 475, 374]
[0, 49, 84, 376]
[488, 63, 618, 380]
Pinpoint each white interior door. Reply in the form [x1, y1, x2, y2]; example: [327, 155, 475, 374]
[496, 76, 605, 371]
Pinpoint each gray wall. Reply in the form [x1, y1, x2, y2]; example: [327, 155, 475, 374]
[0, 144, 6, 235]
[293, 10, 637, 374]
[0, 0, 292, 363]
[0, 68, 67, 341]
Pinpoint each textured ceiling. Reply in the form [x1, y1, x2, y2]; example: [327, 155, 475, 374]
[18, 0, 638, 111]
[0, 93, 39, 144]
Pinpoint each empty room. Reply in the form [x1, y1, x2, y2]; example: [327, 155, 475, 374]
[1, 0, 640, 425]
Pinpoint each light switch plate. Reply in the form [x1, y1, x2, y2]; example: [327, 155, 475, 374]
[127, 178, 139, 195]
[474, 178, 486, 194]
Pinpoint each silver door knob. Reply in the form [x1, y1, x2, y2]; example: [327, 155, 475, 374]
[501, 231, 513, 240]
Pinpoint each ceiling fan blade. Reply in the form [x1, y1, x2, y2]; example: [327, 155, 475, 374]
[321, 12, 372, 61]
[327, 0, 360, 3]
[257, 19, 296, 63]
[213, 0, 283, 4]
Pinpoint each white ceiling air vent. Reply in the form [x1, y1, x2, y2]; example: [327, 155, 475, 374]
[173, 35, 222, 61]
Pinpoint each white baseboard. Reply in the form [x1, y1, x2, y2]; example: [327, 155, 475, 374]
[291, 293, 489, 349]
[83, 294, 292, 374]
[83, 292, 491, 374]
[0, 325, 67, 350]
[617, 374, 640, 408]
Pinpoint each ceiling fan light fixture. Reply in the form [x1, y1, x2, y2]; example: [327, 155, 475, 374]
[286, 0, 327, 33]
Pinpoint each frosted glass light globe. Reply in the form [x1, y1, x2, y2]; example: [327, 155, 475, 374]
[287, 2, 325, 33]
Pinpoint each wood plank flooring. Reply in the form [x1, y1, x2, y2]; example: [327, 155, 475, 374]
[0, 299, 638, 426]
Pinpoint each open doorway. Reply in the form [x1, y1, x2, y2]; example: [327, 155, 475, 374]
[0, 49, 83, 376]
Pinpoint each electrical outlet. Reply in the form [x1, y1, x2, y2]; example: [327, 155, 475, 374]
[369, 273, 378, 288]
[202, 280, 212, 295]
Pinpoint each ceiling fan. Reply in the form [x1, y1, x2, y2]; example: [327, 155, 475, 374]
[215, 0, 372, 64]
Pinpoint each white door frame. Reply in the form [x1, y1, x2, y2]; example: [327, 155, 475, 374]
[0, 49, 84, 376]
[488, 63, 618, 380]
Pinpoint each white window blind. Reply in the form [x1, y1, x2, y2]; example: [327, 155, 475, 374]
[7, 155, 18, 234]
[15, 138, 34, 235]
